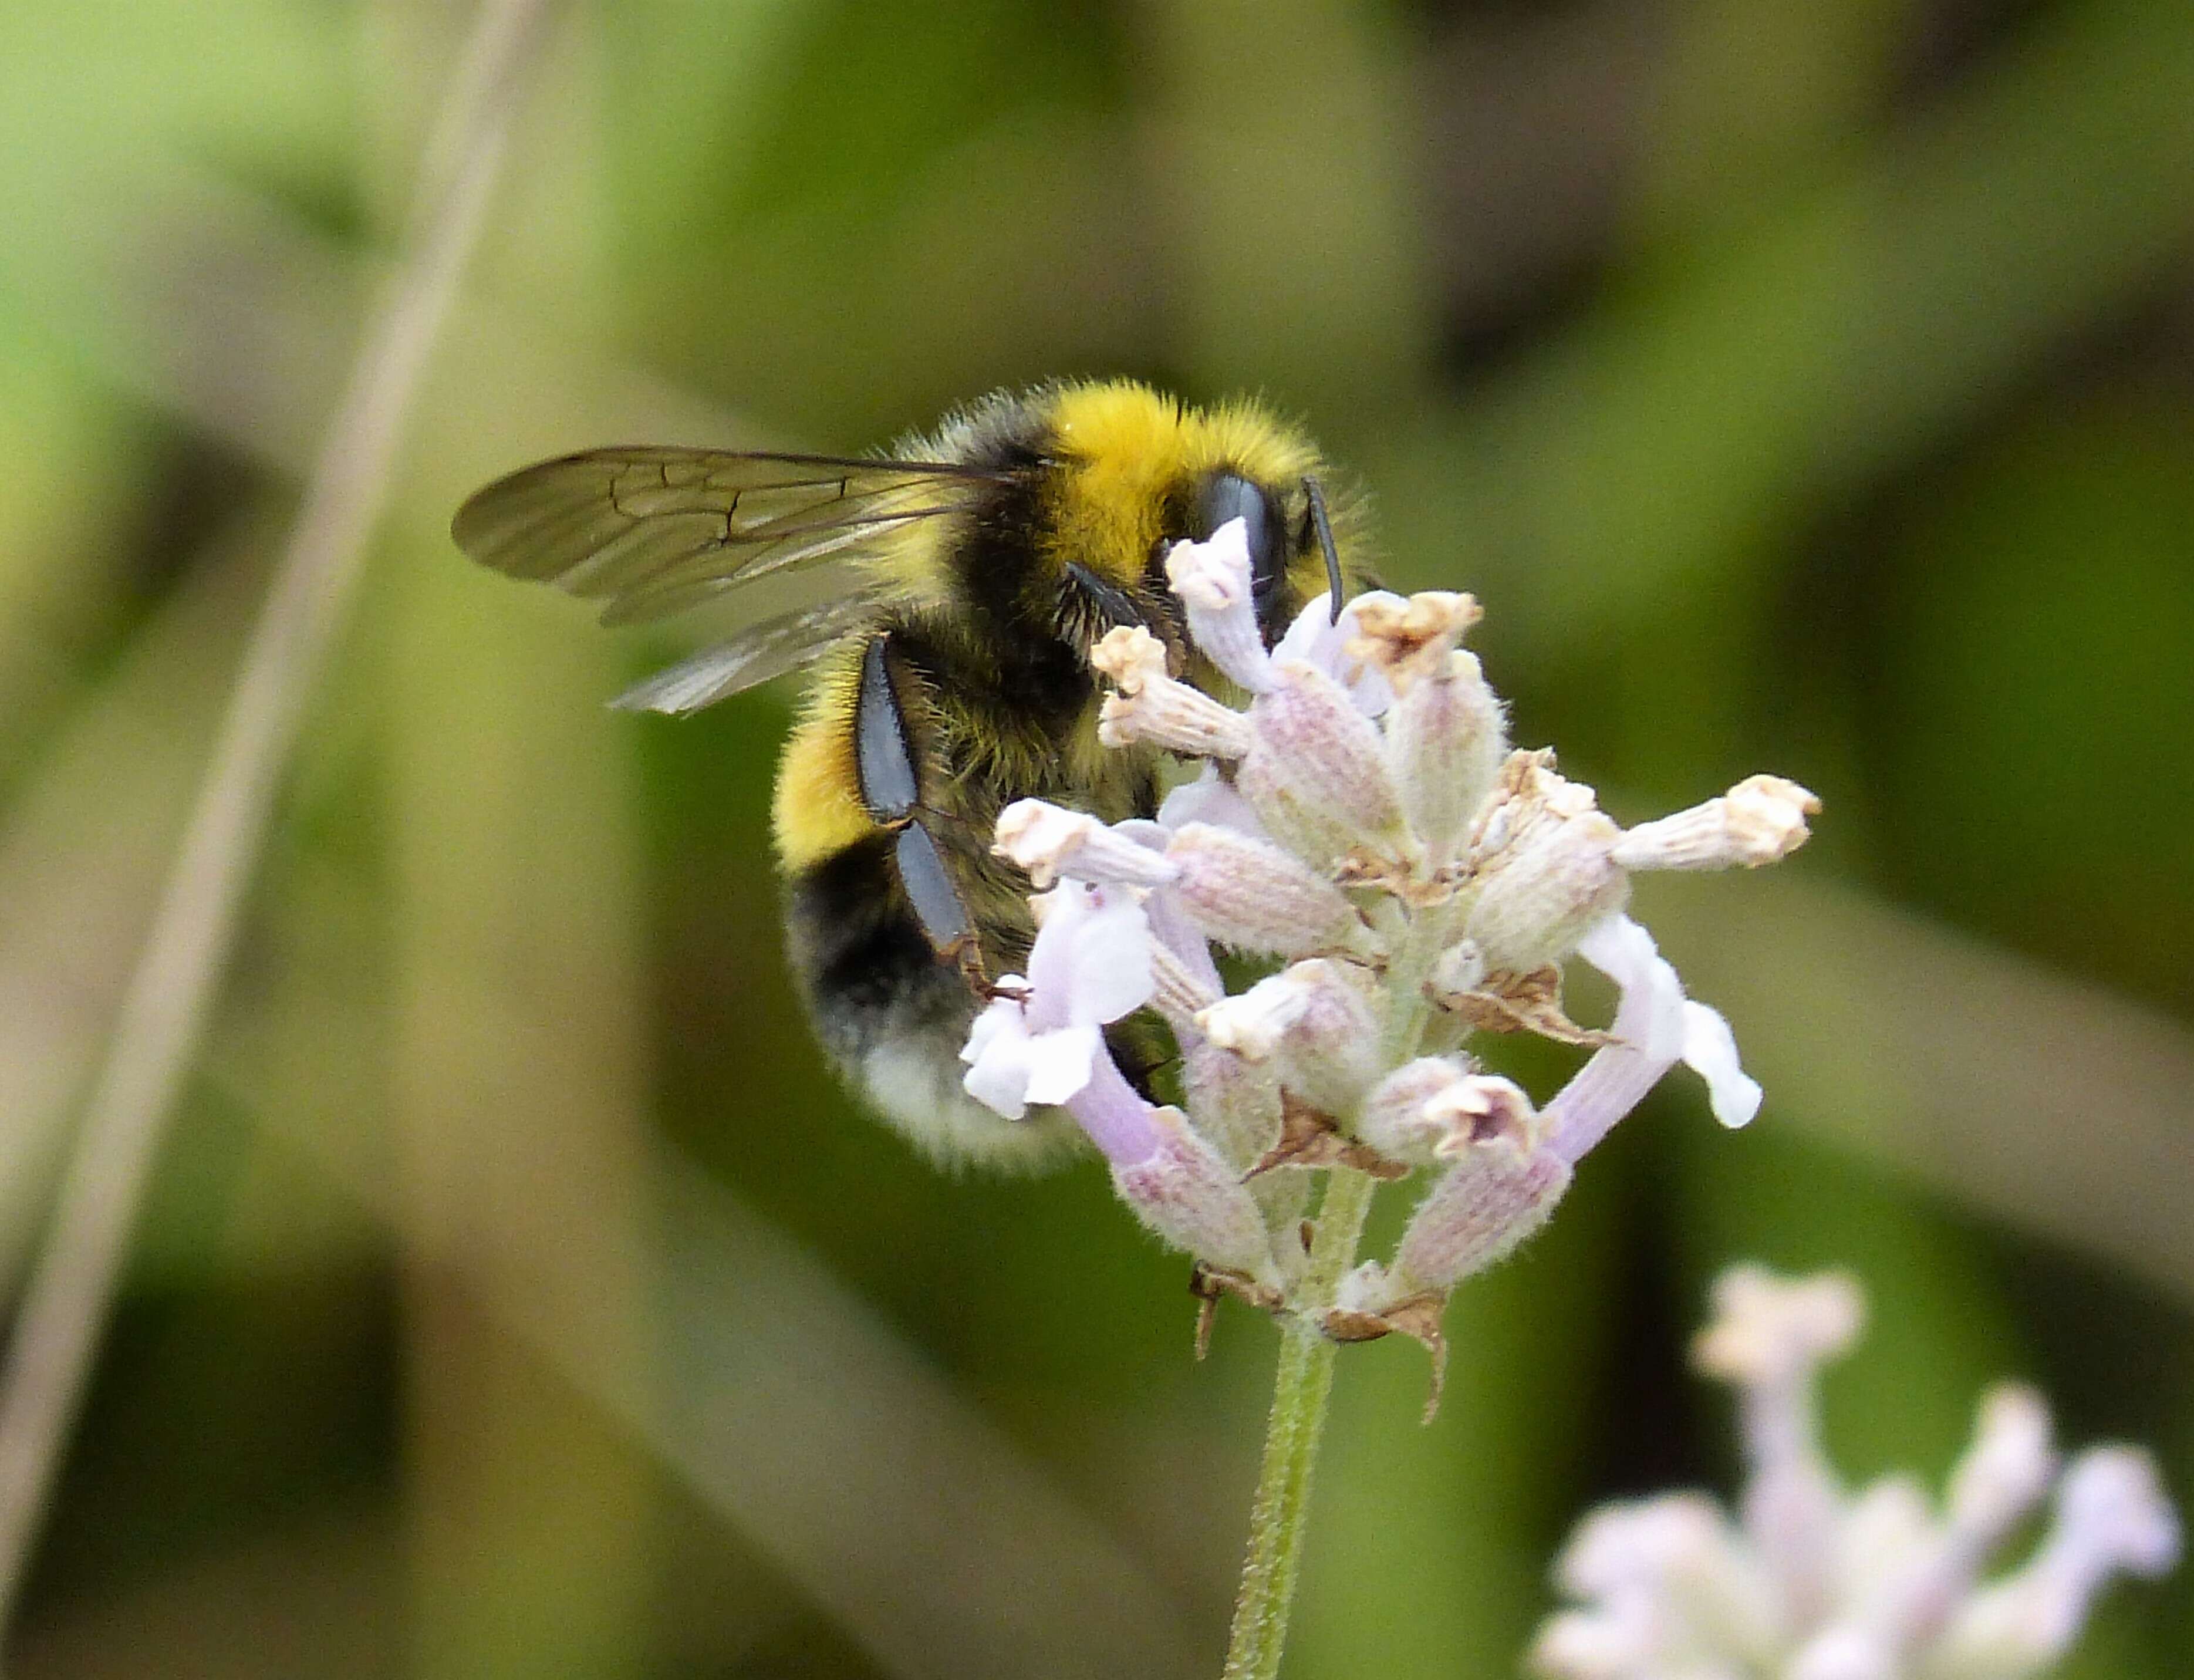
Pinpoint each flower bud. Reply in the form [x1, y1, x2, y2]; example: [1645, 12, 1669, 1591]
[1092, 626, 1252, 757]
[1097, 682, 1254, 759]
[1195, 959, 1382, 1115]
[1464, 811, 1627, 973]
[1692, 1267, 1864, 1388]
[1110, 1105, 1277, 1278]
[2054, 1447, 2182, 1580]
[1180, 1033, 1282, 1175]
[993, 799, 1180, 889]
[1358, 1059, 1536, 1165]
[1164, 521, 1273, 694]
[1931, 1446, 2182, 1677]
[1610, 774, 1821, 872]
[1231, 751, 1358, 871]
[1383, 648, 1507, 863]
[1239, 661, 1404, 854]
[1353, 1059, 1460, 1165]
[1395, 1146, 1571, 1291]
[1146, 937, 1221, 1023]
[1166, 822, 1368, 957]
[1427, 937, 1486, 998]
[1461, 753, 1629, 971]
[1346, 590, 1483, 690]
[1945, 1385, 2056, 1547]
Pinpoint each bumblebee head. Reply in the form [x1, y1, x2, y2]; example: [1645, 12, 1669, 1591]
[1185, 467, 1346, 634]
[1038, 381, 1365, 661]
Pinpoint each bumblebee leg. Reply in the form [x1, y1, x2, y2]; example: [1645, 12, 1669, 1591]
[854, 632, 980, 967]
[853, 633, 920, 822]
[893, 820, 976, 960]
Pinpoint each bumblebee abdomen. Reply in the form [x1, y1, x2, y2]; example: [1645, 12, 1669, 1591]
[784, 836, 1080, 1169]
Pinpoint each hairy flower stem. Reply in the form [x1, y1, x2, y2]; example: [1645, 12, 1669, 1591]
[1223, 908, 1448, 1677]
[1221, 1170, 1376, 1680]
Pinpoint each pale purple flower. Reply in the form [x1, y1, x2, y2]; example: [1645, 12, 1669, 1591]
[959, 879, 1275, 1273]
[972, 542, 1817, 1305]
[960, 882, 1163, 1163]
[1531, 1268, 2181, 1680]
[1541, 913, 1763, 1166]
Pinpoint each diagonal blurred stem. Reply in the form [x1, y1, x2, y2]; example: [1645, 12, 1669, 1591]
[0, 0, 555, 1628]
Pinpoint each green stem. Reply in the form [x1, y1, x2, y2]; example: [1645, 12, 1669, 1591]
[1220, 1169, 1376, 1680]
[1220, 904, 1452, 1678]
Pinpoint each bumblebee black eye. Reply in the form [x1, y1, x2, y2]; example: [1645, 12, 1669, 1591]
[1191, 471, 1288, 629]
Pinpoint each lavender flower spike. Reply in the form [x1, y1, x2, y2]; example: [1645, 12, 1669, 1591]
[1531, 1267, 2180, 1680]
[971, 552, 1822, 1362]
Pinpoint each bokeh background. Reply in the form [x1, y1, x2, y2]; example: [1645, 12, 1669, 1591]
[2, 0, 2190, 1675]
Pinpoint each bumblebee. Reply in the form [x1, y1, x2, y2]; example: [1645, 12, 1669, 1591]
[453, 380, 1368, 1168]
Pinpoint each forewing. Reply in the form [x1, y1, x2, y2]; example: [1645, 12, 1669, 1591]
[609, 587, 886, 716]
[451, 445, 1004, 626]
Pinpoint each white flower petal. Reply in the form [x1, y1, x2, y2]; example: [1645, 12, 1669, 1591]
[961, 1001, 1037, 1118]
[1946, 1385, 2057, 1545]
[959, 993, 1021, 1067]
[1156, 764, 1268, 838]
[1680, 1000, 1761, 1128]
[1542, 913, 1695, 1163]
[1070, 890, 1159, 1024]
[1024, 882, 1099, 1020]
[1272, 591, 1401, 716]
[1577, 913, 1688, 1060]
[1021, 1024, 1103, 1106]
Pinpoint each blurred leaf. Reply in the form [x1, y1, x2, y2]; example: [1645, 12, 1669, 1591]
[1644, 868, 2194, 1303]
[1145, 0, 1437, 429]
[382, 518, 656, 1677]
[1867, 396, 2194, 1014]
[1373, 0, 2194, 658]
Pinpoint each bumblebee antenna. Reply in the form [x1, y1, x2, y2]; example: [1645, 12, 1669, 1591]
[1302, 476, 1343, 622]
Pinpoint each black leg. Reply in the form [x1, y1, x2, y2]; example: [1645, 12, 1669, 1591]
[855, 632, 980, 964]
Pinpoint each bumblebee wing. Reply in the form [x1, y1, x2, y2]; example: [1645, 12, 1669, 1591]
[609, 588, 885, 715]
[450, 445, 1007, 626]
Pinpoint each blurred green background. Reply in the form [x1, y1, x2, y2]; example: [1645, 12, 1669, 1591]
[2, 0, 2190, 1675]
